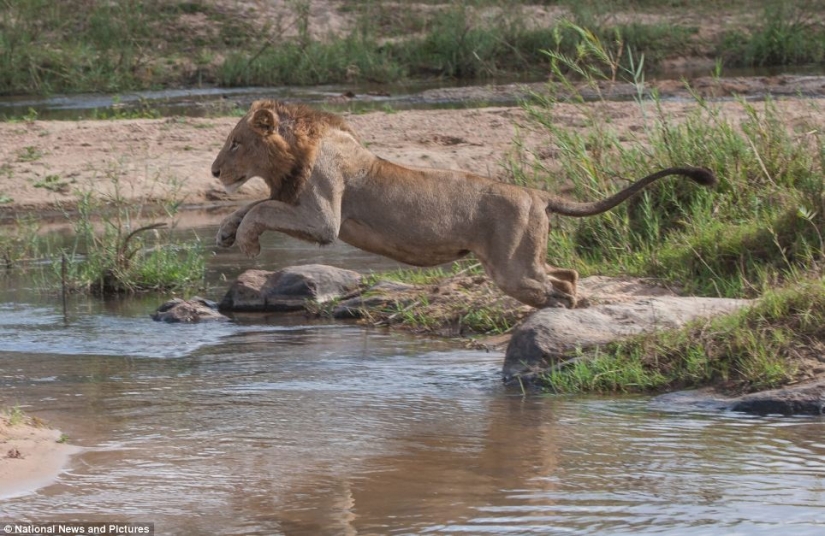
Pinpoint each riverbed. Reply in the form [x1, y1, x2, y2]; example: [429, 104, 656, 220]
[1, 227, 825, 535]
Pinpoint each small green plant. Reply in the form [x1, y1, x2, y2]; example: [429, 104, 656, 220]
[354, 262, 527, 336]
[57, 189, 205, 294]
[365, 266, 450, 287]
[0, 193, 12, 203]
[0, 216, 42, 268]
[6, 405, 26, 426]
[33, 174, 71, 193]
[90, 97, 163, 120]
[17, 146, 42, 162]
[56, 433, 69, 444]
[542, 345, 668, 394]
[13, 167, 208, 294]
[459, 303, 514, 334]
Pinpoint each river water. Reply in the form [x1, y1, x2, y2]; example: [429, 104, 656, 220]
[1, 227, 825, 535]
[2, 64, 824, 121]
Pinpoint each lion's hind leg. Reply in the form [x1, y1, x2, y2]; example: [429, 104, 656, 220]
[481, 259, 576, 309]
[478, 197, 577, 308]
[502, 277, 576, 309]
[499, 273, 577, 309]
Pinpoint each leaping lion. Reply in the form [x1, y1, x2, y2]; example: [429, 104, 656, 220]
[211, 100, 716, 308]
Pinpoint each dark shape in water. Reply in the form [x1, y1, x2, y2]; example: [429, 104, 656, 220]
[152, 296, 227, 323]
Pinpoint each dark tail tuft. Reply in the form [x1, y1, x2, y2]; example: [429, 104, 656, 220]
[681, 166, 718, 187]
[543, 165, 719, 218]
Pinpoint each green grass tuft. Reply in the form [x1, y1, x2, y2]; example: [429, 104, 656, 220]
[720, 1, 825, 67]
[6, 405, 26, 426]
[541, 278, 825, 395]
[5, 0, 819, 97]
[1, 172, 206, 295]
[56, 191, 205, 295]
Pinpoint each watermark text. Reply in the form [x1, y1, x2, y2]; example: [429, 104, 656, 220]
[2, 523, 153, 535]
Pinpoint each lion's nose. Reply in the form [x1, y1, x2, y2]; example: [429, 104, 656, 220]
[211, 167, 220, 178]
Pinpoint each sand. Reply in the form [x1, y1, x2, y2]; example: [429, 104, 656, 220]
[0, 414, 80, 499]
[1, 94, 823, 220]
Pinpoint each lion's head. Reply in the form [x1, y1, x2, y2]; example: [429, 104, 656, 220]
[211, 100, 355, 204]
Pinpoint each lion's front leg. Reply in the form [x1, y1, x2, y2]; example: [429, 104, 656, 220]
[234, 198, 341, 258]
[216, 200, 266, 248]
[235, 214, 270, 257]
[216, 212, 244, 248]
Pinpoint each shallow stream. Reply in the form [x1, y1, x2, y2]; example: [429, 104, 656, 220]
[3, 62, 824, 121]
[1, 226, 825, 535]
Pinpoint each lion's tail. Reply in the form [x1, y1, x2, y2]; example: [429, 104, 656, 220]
[543, 166, 717, 217]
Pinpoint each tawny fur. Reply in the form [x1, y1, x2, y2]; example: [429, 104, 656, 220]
[212, 101, 716, 308]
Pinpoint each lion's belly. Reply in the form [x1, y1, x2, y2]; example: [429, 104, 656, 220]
[338, 219, 470, 267]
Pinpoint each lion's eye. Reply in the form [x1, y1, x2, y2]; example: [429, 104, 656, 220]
[230, 140, 240, 152]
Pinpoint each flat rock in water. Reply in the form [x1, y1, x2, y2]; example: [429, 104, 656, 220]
[655, 382, 825, 416]
[152, 297, 227, 323]
[220, 264, 362, 312]
[503, 277, 752, 382]
[729, 381, 825, 415]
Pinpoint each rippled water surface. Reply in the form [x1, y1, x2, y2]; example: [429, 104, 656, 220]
[2, 235, 825, 535]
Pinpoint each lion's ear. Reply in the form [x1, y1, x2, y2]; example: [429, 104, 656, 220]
[249, 108, 277, 136]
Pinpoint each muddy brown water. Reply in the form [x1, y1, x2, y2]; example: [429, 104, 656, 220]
[1, 226, 825, 534]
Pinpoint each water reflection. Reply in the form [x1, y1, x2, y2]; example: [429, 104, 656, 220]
[2, 230, 825, 535]
[2, 313, 825, 535]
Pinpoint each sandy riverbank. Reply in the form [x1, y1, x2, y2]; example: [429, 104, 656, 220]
[0, 413, 80, 499]
[0, 106, 544, 216]
[1, 92, 824, 221]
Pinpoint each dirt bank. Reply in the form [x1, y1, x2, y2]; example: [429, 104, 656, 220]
[2, 91, 824, 221]
[0, 107, 536, 218]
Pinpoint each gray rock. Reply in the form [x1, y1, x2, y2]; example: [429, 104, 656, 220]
[504, 291, 751, 382]
[220, 264, 362, 312]
[653, 382, 825, 416]
[730, 382, 825, 415]
[152, 296, 227, 323]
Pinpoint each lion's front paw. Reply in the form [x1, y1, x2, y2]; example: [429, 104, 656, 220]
[216, 215, 244, 248]
[216, 226, 237, 248]
[237, 237, 261, 257]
